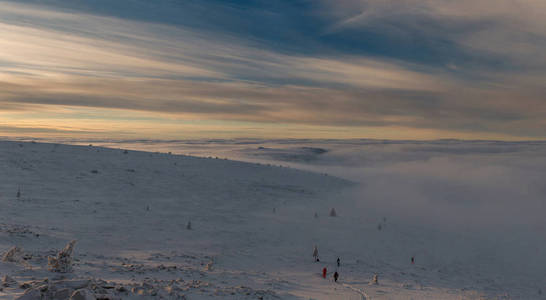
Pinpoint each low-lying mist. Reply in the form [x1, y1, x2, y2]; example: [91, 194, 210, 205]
[26, 138, 546, 229]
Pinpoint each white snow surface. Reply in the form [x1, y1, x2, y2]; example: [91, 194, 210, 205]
[1, 140, 545, 299]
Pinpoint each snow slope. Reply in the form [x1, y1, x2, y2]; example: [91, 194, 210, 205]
[0, 140, 544, 299]
[0, 140, 355, 299]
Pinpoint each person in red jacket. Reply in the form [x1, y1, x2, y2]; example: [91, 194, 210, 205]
[322, 267, 327, 278]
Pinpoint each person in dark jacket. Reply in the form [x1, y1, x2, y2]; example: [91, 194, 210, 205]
[313, 245, 319, 262]
[333, 271, 339, 282]
[337, 257, 340, 267]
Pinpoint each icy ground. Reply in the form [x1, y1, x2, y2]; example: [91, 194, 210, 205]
[1, 140, 545, 299]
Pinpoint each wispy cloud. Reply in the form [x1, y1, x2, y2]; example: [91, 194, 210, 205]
[0, 1, 545, 139]
[317, 0, 546, 69]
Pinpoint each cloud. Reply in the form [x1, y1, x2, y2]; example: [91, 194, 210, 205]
[0, 123, 103, 135]
[0, 1, 545, 139]
[316, 0, 546, 69]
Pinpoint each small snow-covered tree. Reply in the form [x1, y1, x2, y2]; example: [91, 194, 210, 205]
[48, 240, 76, 273]
[329, 208, 337, 217]
[2, 246, 23, 262]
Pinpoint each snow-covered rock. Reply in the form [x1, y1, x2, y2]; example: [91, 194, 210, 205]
[1, 275, 16, 287]
[70, 288, 95, 300]
[14, 288, 41, 300]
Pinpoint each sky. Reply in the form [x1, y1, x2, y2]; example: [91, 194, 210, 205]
[0, 0, 545, 140]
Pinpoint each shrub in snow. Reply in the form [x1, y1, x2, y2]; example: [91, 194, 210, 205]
[16, 188, 21, 199]
[186, 221, 192, 230]
[48, 240, 77, 273]
[204, 258, 214, 271]
[329, 208, 337, 217]
[314, 212, 318, 218]
[400, 282, 413, 289]
[2, 246, 23, 263]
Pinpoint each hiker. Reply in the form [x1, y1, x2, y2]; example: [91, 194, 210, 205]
[322, 267, 327, 278]
[337, 257, 340, 267]
[333, 271, 339, 282]
[313, 245, 319, 262]
[411, 256, 415, 264]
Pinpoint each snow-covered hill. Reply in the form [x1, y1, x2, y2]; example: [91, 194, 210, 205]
[0, 140, 353, 299]
[1, 140, 544, 299]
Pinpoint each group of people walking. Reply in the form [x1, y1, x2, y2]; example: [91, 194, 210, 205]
[313, 245, 418, 286]
[313, 245, 340, 283]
